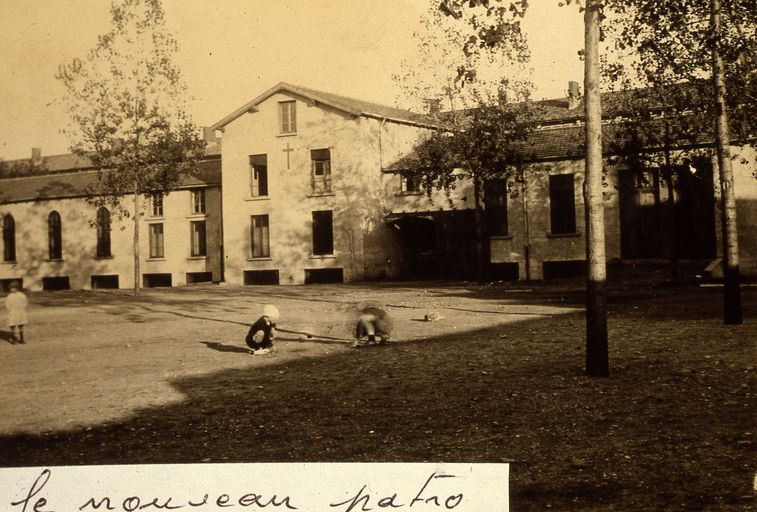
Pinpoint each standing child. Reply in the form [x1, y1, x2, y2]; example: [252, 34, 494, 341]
[5, 281, 28, 344]
[246, 304, 280, 355]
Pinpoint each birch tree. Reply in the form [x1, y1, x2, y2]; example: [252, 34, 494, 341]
[608, 0, 755, 323]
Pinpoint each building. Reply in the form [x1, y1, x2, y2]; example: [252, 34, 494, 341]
[0, 147, 222, 291]
[213, 81, 756, 283]
[210, 82, 454, 285]
[2, 81, 755, 290]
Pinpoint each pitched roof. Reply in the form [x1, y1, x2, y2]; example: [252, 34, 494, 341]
[0, 157, 221, 204]
[210, 82, 439, 131]
[385, 115, 720, 170]
[0, 143, 221, 180]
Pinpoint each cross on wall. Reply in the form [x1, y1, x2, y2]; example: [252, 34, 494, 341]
[282, 142, 294, 169]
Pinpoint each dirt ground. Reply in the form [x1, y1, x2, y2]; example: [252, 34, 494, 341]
[0, 275, 755, 511]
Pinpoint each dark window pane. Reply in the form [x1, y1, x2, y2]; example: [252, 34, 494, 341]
[484, 180, 508, 236]
[48, 211, 62, 259]
[191, 221, 207, 257]
[3, 214, 16, 262]
[96, 208, 111, 258]
[312, 210, 334, 255]
[549, 174, 576, 234]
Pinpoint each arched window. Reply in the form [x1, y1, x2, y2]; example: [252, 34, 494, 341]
[48, 211, 62, 260]
[2, 214, 15, 262]
[96, 207, 111, 258]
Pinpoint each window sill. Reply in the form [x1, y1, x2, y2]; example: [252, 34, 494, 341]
[146, 257, 166, 262]
[277, 132, 297, 137]
[2, 260, 18, 265]
[95, 256, 113, 260]
[247, 256, 273, 261]
[489, 235, 513, 241]
[148, 216, 165, 221]
[46, 258, 64, 262]
[187, 213, 207, 218]
[309, 254, 336, 260]
[308, 192, 335, 198]
[245, 196, 271, 202]
[546, 232, 581, 238]
[396, 191, 423, 196]
[188, 256, 208, 260]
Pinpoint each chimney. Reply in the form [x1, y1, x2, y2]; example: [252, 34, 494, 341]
[202, 127, 218, 143]
[31, 147, 41, 164]
[568, 81, 580, 110]
[424, 98, 442, 115]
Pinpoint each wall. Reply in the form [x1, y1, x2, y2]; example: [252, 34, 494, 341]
[488, 159, 623, 280]
[0, 186, 222, 290]
[729, 145, 757, 276]
[219, 91, 431, 285]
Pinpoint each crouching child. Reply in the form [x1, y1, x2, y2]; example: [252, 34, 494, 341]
[246, 305, 280, 355]
[354, 304, 392, 348]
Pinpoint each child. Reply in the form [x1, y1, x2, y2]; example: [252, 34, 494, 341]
[353, 302, 392, 348]
[5, 281, 28, 344]
[246, 304, 279, 355]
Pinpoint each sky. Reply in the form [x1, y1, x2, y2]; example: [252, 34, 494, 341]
[0, 0, 585, 161]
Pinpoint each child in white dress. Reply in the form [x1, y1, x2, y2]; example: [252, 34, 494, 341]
[5, 281, 27, 344]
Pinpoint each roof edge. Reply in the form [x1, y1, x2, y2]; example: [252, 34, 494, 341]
[210, 82, 365, 131]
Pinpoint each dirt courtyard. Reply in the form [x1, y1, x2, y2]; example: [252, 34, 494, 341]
[0, 279, 755, 511]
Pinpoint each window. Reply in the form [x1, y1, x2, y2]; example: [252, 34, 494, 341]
[192, 189, 206, 214]
[190, 221, 207, 257]
[312, 210, 334, 255]
[3, 214, 16, 262]
[549, 174, 577, 234]
[151, 193, 163, 217]
[484, 180, 508, 236]
[96, 208, 111, 258]
[400, 172, 421, 194]
[279, 101, 296, 134]
[311, 148, 331, 193]
[250, 214, 270, 258]
[48, 211, 62, 259]
[250, 155, 268, 197]
[149, 223, 164, 258]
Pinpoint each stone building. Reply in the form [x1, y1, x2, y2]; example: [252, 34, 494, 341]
[2, 81, 755, 289]
[210, 82, 457, 285]
[0, 148, 222, 291]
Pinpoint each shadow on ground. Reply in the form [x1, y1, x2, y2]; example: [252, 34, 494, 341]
[1, 284, 755, 511]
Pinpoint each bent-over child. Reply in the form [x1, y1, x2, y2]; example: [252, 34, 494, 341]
[5, 281, 27, 344]
[246, 304, 279, 355]
[354, 303, 392, 348]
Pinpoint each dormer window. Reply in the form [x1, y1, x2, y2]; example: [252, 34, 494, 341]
[400, 172, 421, 194]
[191, 189, 206, 214]
[279, 101, 296, 134]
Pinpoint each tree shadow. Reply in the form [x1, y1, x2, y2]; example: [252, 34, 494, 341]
[0, 291, 754, 510]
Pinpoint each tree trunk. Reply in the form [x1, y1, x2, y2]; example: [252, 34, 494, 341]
[133, 188, 141, 297]
[583, 0, 609, 377]
[662, 125, 678, 281]
[473, 179, 489, 283]
[711, 0, 742, 324]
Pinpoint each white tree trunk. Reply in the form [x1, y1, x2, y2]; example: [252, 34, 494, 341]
[583, 0, 609, 376]
[711, 0, 742, 324]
